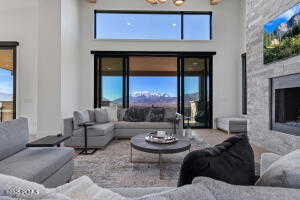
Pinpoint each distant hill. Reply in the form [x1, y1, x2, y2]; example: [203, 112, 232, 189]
[0, 93, 12, 101]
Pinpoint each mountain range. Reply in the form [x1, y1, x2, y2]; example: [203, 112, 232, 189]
[0, 92, 13, 101]
[109, 91, 200, 107]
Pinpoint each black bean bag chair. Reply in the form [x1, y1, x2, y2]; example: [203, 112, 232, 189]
[177, 133, 255, 187]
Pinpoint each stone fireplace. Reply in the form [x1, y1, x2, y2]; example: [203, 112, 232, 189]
[271, 73, 300, 136]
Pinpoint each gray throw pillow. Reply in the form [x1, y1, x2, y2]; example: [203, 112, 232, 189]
[255, 149, 300, 189]
[123, 107, 150, 122]
[164, 108, 177, 122]
[95, 108, 109, 123]
[73, 110, 90, 129]
[117, 108, 127, 121]
[88, 109, 96, 122]
[148, 107, 165, 122]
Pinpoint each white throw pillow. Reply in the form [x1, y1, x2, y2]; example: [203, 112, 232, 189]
[102, 106, 118, 122]
[54, 176, 125, 200]
[95, 108, 109, 123]
[255, 149, 300, 189]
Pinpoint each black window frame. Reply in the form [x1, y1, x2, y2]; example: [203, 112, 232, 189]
[242, 53, 247, 115]
[94, 10, 213, 40]
[0, 41, 19, 121]
[92, 51, 216, 129]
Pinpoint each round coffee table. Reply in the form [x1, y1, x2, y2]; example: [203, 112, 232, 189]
[130, 134, 191, 166]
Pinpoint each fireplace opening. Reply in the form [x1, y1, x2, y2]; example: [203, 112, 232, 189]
[271, 73, 300, 136]
[275, 87, 300, 127]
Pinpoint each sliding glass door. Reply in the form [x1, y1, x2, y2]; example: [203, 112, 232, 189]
[181, 57, 211, 128]
[95, 57, 126, 108]
[94, 52, 213, 128]
[0, 43, 17, 122]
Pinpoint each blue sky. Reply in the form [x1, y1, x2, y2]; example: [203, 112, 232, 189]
[129, 77, 177, 97]
[264, 2, 300, 34]
[102, 76, 200, 101]
[96, 13, 210, 40]
[0, 68, 13, 101]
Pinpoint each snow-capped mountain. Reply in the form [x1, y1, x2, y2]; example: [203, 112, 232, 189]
[130, 91, 171, 98]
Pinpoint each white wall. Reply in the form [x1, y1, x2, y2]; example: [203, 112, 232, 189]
[37, 0, 62, 136]
[0, 0, 39, 134]
[61, 0, 81, 119]
[80, 0, 243, 126]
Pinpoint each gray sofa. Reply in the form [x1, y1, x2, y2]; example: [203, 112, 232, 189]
[0, 118, 74, 188]
[63, 107, 183, 148]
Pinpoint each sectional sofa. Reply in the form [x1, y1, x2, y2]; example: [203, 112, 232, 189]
[0, 118, 74, 188]
[63, 106, 183, 148]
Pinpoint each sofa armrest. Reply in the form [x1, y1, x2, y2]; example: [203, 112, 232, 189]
[260, 152, 281, 176]
[63, 118, 74, 137]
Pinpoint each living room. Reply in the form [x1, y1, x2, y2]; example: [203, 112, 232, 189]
[0, 0, 300, 199]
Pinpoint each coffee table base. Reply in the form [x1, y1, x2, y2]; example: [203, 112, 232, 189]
[79, 148, 98, 155]
[130, 144, 191, 166]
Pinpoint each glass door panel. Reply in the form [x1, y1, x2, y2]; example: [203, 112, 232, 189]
[183, 57, 210, 128]
[129, 56, 178, 109]
[0, 49, 15, 122]
[100, 57, 124, 107]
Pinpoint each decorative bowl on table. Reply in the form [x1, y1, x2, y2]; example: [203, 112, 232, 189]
[145, 132, 177, 144]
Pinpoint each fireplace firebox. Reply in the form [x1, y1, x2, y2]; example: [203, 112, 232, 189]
[271, 73, 300, 136]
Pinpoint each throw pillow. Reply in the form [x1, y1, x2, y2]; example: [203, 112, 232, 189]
[54, 176, 125, 200]
[177, 133, 256, 187]
[88, 110, 96, 122]
[95, 108, 109, 123]
[117, 108, 127, 121]
[123, 107, 150, 122]
[148, 107, 165, 122]
[102, 106, 118, 122]
[73, 110, 90, 130]
[255, 149, 300, 189]
[163, 108, 177, 122]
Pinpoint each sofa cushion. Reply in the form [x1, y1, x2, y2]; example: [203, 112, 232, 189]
[255, 149, 300, 189]
[102, 106, 118, 122]
[115, 121, 173, 129]
[123, 107, 150, 122]
[163, 108, 177, 122]
[147, 107, 165, 122]
[95, 108, 109, 123]
[178, 133, 256, 187]
[88, 109, 96, 122]
[0, 118, 28, 161]
[73, 110, 90, 129]
[193, 176, 300, 200]
[117, 108, 127, 121]
[111, 187, 171, 198]
[88, 123, 114, 136]
[0, 147, 74, 184]
[135, 182, 216, 200]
